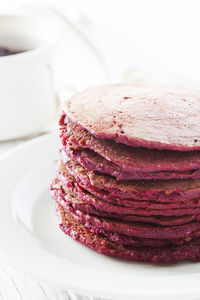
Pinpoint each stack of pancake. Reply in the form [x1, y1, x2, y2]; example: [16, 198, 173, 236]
[50, 85, 200, 264]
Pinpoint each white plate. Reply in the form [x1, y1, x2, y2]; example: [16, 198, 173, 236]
[1, 134, 200, 300]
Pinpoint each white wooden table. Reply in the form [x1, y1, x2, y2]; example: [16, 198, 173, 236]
[0, 138, 105, 300]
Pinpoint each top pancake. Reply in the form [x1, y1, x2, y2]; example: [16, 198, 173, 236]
[64, 85, 200, 151]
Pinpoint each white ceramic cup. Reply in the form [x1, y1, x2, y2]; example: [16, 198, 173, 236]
[0, 14, 61, 141]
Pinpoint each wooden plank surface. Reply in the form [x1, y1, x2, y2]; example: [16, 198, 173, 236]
[0, 259, 106, 300]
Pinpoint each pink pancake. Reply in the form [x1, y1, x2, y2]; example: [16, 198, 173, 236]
[51, 178, 200, 226]
[64, 146, 200, 181]
[63, 85, 200, 151]
[61, 156, 200, 203]
[56, 199, 200, 240]
[57, 203, 200, 263]
[56, 163, 200, 210]
[60, 115, 200, 177]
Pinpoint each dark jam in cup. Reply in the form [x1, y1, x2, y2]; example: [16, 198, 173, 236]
[0, 47, 23, 56]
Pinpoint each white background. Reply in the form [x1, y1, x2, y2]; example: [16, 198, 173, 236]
[2, 0, 200, 89]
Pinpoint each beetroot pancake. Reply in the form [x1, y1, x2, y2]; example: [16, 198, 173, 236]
[64, 146, 200, 181]
[57, 203, 200, 263]
[56, 164, 200, 210]
[60, 114, 200, 176]
[59, 204, 200, 240]
[56, 201, 200, 248]
[50, 179, 200, 225]
[63, 85, 200, 151]
[62, 156, 200, 203]
[52, 168, 200, 217]
[92, 227, 199, 248]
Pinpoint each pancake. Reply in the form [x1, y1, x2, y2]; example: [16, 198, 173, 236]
[54, 166, 200, 216]
[61, 155, 200, 203]
[57, 203, 200, 263]
[63, 85, 200, 151]
[51, 178, 200, 225]
[56, 163, 200, 210]
[92, 228, 197, 248]
[55, 198, 200, 240]
[60, 114, 200, 177]
[64, 146, 200, 181]
[55, 198, 199, 248]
